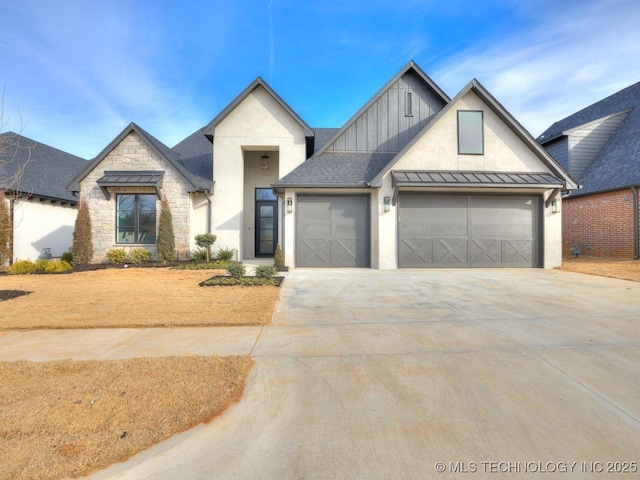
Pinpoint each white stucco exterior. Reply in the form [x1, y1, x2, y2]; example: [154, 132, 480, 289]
[211, 85, 307, 260]
[372, 90, 566, 269]
[11, 198, 77, 261]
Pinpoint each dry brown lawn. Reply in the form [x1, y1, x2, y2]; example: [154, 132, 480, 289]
[0, 268, 280, 329]
[558, 257, 640, 282]
[0, 355, 254, 480]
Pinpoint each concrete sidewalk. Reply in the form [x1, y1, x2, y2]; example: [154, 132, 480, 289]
[2, 268, 639, 479]
[0, 326, 262, 361]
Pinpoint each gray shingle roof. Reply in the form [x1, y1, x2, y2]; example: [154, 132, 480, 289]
[312, 128, 339, 154]
[538, 81, 640, 197]
[273, 152, 397, 188]
[172, 127, 214, 191]
[0, 132, 87, 203]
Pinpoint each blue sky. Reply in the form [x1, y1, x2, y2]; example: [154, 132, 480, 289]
[1, 0, 639, 159]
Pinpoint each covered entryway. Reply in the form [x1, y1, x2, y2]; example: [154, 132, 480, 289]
[398, 193, 540, 267]
[296, 195, 369, 267]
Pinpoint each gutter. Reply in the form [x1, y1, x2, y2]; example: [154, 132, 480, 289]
[633, 186, 639, 260]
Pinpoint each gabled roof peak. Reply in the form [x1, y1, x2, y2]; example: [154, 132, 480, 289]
[203, 76, 313, 137]
[67, 122, 204, 193]
[315, 60, 451, 156]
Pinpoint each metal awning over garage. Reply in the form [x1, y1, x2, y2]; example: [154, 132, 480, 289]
[391, 170, 564, 206]
[96, 171, 164, 200]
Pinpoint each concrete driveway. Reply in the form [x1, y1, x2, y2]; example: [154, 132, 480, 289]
[5, 268, 639, 479]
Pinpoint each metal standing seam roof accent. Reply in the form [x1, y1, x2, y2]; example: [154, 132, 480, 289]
[391, 171, 564, 187]
[96, 170, 164, 199]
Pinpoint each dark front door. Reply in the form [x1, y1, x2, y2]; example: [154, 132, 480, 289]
[255, 199, 278, 256]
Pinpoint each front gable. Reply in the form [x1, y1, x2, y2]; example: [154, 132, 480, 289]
[373, 80, 577, 190]
[393, 90, 547, 173]
[214, 84, 309, 140]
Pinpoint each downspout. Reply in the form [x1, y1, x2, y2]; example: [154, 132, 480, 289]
[633, 186, 639, 260]
[204, 192, 212, 234]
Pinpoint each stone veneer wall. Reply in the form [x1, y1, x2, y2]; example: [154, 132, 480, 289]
[80, 132, 193, 262]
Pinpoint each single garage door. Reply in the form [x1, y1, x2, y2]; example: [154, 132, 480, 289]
[398, 193, 540, 268]
[297, 195, 369, 267]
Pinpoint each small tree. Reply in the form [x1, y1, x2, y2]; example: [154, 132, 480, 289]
[157, 196, 176, 262]
[194, 233, 217, 262]
[273, 243, 284, 268]
[0, 192, 10, 265]
[71, 197, 93, 264]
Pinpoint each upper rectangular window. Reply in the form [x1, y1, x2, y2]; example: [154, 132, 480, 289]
[116, 194, 157, 244]
[458, 110, 484, 155]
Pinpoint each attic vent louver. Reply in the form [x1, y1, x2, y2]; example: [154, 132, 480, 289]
[405, 91, 413, 117]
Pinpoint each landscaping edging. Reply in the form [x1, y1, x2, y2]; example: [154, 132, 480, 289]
[199, 276, 285, 287]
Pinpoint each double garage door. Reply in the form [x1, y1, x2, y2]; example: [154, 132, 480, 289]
[399, 193, 540, 268]
[296, 193, 540, 268]
[297, 195, 370, 267]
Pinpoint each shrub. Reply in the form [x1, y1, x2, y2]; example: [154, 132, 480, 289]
[129, 248, 151, 264]
[273, 243, 284, 268]
[61, 251, 74, 264]
[157, 196, 176, 262]
[7, 260, 36, 274]
[71, 198, 94, 264]
[0, 192, 10, 266]
[226, 263, 246, 279]
[106, 248, 128, 264]
[7, 259, 73, 274]
[216, 247, 236, 262]
[190, 247, 208, 262]
[255, 264, 276, 278]
[43, 260, 72, 273]
[195, 233, 217, 262]
[34, 259, 50, 271]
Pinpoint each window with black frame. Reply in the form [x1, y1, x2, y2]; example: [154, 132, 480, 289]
[116, 194, 157, 244]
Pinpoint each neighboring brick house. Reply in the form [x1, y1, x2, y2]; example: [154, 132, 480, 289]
[537, 82, 640, 259]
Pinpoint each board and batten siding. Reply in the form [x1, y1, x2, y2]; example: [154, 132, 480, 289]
[326, 71, 446, 153]
[566, 109, 630, 179]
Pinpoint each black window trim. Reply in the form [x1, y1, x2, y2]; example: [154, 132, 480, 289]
[115, 193, 157, 245]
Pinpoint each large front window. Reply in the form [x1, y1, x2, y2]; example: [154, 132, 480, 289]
[116, 194, 157, 244]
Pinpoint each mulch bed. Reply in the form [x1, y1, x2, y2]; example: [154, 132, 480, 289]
[0, 290, 31, 301]
[200, 276, 285, 287]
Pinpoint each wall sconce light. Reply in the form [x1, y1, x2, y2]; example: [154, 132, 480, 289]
[383, 196, 391, 213]
[551, 199, 559, 214]
[261, 153, 270, 170]
[286, 197, 293, 213]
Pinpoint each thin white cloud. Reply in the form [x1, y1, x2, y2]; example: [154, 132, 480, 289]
[433, 0, 640, 135]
